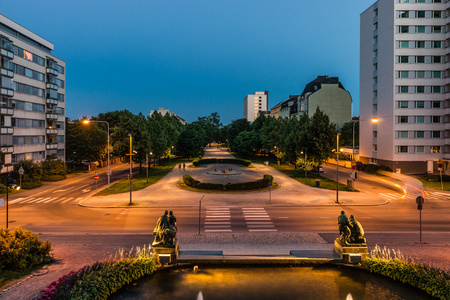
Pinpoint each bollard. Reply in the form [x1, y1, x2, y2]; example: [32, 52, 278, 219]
[315, 179, 320, 187]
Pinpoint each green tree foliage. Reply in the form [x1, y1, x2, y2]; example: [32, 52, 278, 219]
[66, 118, 108, 164]
[41, 159, 67, 181]
[233, 131, 258, 158]
[12, 160, 43, 189]
[228, 118, 251, 149]
[339, 120, 359, 147]
[176, 125, 207, 158]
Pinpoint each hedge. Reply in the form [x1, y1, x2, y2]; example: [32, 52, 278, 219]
[183, 174, 273, 191]
[0, 227, 53, 272]
[356, 161, 392, 175]
[192, 158, 251, 167]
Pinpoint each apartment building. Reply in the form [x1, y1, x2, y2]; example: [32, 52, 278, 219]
[360, 0, 448, 174]
[243, 91, 268, 122]
[149, 107, 186, 124]
[0, 14, 65, 174]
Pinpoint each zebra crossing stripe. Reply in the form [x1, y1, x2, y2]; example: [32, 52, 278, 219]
[42, 197, 58, 203]
[54, 197, 67, 203]
[60, 197, 74, 203]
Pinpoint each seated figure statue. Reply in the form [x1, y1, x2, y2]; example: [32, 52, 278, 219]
[337, 210, 351, 245]
[349, 215, 366, 244]
[153, 210, 177, 247]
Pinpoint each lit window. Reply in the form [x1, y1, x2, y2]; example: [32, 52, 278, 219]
[415, 71, 425, 78]
[415, 101, 424, 108]
[415, 131, 424, 138]
[416, 146, 424, 153]
[399, 71, 408, 78]
[415, 26, 425, 33]
[431, 146, 441, 153]
[399, 146, 408, 153]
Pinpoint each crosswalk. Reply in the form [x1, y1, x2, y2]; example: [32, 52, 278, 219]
[379, 191, 450, 202]
[203, 207, 277, 233]
[9, 196, 84, 205]
[379, 193, 401, 201]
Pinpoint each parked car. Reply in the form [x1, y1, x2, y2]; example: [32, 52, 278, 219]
[317, 165, 324, 173]
[82, 160, 99, 166]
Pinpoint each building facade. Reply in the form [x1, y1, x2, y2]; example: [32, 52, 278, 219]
[243, 91, 268, 122]
[360, 0, 447, 174]
[149, 107, 185, 124]
[0, 14, 65, 174]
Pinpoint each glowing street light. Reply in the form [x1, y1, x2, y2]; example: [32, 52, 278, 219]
[300, 147, 307, 181]
[83, 119, 111, 190]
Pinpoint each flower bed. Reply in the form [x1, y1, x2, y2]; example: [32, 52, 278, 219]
[182, 174, 273, 191]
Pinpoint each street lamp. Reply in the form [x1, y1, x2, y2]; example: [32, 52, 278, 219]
[300, 147, 307, 181]
[274, 146, 279, 167]
[169, 145, 174, 165]
[83, 119, 111, 190]
[128, 133, 133, 204]
[352, 116, 360, 161]
[336, 133, 341, 204]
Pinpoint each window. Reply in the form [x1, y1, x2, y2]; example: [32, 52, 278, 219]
[433, 11, 442, 18]
[416, 146, 424, 153]
[373, 144, 378, 151]
[415, 41, 425, 48]
[399, 131, 408, 138]
[374, 23, 378, 31]
[415, 71, 425, 78]
[399, 146, 408, 153]
[415, 101, 425, 108]
[374, 8, 378, 17]
[433, 56, 442, 63]
[400, 0, 409, 2]
[415, 26, 425, 33]
[373, 131, 377, 138]
[415, 131, 424, 138]
[432, 101, 441, 108]
[417, 0, 425, 2]
[399, 71, 409, 78]
[400, 26, 409, 33]
[432, 116, 441, 123]
[433, 0, 441, 3]
[400, 86, 409, 93]
[373, 63, 378, 71]
[373, 104, 378, 111]
[433, 71, 441, 78]
[399, 116, 409, 123]
[399, 101, 409, 108]
[432, 131, 441, 138]
[433, 26, 442, 33]
[399, 11, 409, 18]
[400, 41, 410, 48]
[416, 56, 425, 63]
[373, 50, 378, 57]
[373, 36, 378, 44]
[415, 116, 425, 123]
[433, 41, 442, 48]
[373, 90, 378, 98]
[431, 146, 441, 153]
[373, 77, 378, 84]
[432, 86, 442, 93]
[400, 56, 409, 63]
[417, 11, 425, 18]
[416, 86, 425, 93]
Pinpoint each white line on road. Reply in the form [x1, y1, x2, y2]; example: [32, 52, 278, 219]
[43, 197, 58, 203]
[8, 197, 24, 204]
[246, 222, 274, 225]
[205, 222, 231, 225]
[247, 225, 275, 228]
[205, 225, 231, 228]
[61, 197, 74, 203]
[206, 215, 231, 218]
[53, 186, 76, 193]
[35, 197, 52, 203]
[245, 218, 271, 221]
[248, 229, 277, 232]
[205, 229, 232, 232]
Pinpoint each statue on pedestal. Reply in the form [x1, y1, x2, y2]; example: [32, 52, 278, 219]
[153, 210, 177, 246]
[337, 210, 351, 244]
[349, 215, 366, 244]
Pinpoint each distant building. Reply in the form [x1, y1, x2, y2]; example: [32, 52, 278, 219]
[149, 108, 185, 124]
[298, 75, 352, 129]
[279, 95, 300, 119]
[0, 14, 66, 174]
[243, 91, 268, 122]
[360, 0, 447, 174]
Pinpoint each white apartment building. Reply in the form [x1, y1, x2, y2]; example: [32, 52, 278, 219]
[149, 107, 186, 124]
[360, 0, 447, 174]
[243, 91, 268, 122]
[0, 14, 65, 174]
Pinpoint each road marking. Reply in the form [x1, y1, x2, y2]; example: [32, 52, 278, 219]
[35, 197, 52, 203]
[247, 225, 275, 228]
[205, 222, 231, 225]
[43, 197, 58, 203]
[53, 186, 76, 193]
[205, 225, 231, 228]
[379, 193, 399, 200]
[26, 197, 40, 203]
[362, 217, 373, 219]
[61, 197, 74, 203]
[248, 229, 277, 232]
[206, 215, 231, 218]
[246, 222, 274, 225]
[8, 197, 24, 204]
[54, 197, 67, 203]
[82, 188, 91, 193]
[205, 229, 232, 232]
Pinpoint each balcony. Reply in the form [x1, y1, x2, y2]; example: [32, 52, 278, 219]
[46, 128, 58, 135]
[46, 83, 58, 90]
[0, 127, 13, 134]
[46, 113, 58, 120]
[46, 98, 58, 105]
[0, 48, 13, 59]
[46, 143, 58, 150]
[0, 107, 13, 115]
[46, 68, 58, 76]
[0, 68, 13, 78]
[0, 88, 13, 97]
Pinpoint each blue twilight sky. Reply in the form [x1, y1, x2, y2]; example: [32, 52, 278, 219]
[1, 0, 375, 124]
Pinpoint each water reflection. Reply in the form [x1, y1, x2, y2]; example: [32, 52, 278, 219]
[111, 266, 433, 300]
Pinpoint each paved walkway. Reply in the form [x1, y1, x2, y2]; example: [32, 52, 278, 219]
[79, 148, 390, 208]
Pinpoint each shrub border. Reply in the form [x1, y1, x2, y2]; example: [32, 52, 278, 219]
[192, 158, 251, 167]
[182, 174, 273, 191]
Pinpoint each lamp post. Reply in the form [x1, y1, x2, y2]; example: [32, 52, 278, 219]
[352, 116, 360, 161]
[274, 146, 279, 167]
[300, 147, 307, 181]
[83, 119, 110, 190]
[128, 133, 133, 204]
[336, 133, 341, 204]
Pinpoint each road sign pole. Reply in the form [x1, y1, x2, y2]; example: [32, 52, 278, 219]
[420, 209, 422, 244]
[198, 195, 204, 236]
[440, 169, 443, 190]
[416, 196, 424, 244]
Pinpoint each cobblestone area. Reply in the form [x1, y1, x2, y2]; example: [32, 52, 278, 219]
[178, 232, 327, 244]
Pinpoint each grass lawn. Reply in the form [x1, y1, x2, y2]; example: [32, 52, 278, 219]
[417, 176, 450, 191]
[0, 265, 47, 289]
[95, 157, 192, 195]
[273, 164, 357, 192]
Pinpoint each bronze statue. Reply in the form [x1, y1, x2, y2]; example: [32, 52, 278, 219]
[337, 210, 351, 244]
[152, 210, 177, 246]
[349, 215, 366, 244]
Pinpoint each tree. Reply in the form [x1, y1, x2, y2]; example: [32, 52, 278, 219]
[66, 119, 107, 164]
[12, 160, 43, 189]
[41, 159, 66, 181]
[176, 127, 206, 158]
[228, 118, 251, 149]
[233, 131, 257, 158]
[339, 121, 359, 147]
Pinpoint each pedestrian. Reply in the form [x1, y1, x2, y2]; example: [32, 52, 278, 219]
[183, 163, 185, 171]
[179, 164, 181, 171]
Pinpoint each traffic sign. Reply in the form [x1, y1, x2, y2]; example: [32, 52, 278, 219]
[416, 196, 424, 205]
[268, 182, 272, 187]
[351, 161, 356, 170]
[94, 175, 99, 181]
[95, 171, 99, 175]
[18, 167, 24, 175]
[0, 199, 3, 207]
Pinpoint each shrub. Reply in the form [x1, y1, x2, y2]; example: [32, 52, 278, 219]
[192, 158, 251, 167]
[0, 227, 53, 272]
[0, 184, 6, 194]
[183, 174, 273, 191]
[12, 160, 43, 189]
[362, 245, 450, 300]
[41, 159, 67, 182]
[356, 161, 392, 175]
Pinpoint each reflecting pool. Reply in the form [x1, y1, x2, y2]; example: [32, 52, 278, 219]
[111, 265, 433, 300]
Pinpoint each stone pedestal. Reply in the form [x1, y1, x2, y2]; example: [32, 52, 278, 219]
[151, 239, 178, 265]
[333, 239, 368, 264]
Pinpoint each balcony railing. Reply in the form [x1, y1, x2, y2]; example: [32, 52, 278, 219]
[46, 128, 58, 135]
[0, 88, 13, 97]
[46, 68, 58, 76]
[46, 113, 58, 120]
[46, 99, 58, 105]
[46, 143, 58, 150]
[0, 127, 13, 134]
[0, 108, 13, 115]
[46, 83, 58, 90]
[0, 68, 13, 78]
